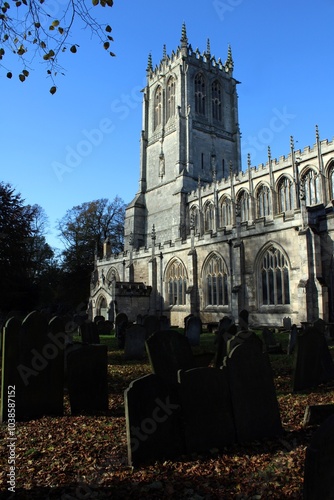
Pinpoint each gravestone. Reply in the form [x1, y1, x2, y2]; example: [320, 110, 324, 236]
[143, 314, 160, 339]
[225, 335, 283, 443]
[80, 321, 100, 344]
[292, 325, 334, 392]
[1, 311, 65, 421]
[178, 367, 236, 453]
[261, 328, 283, 354]
[283, 316, 292, 330]
[125, 373, 184, 466]
[94, 315, 105, 323]
[226, 329, 263, 356]
[303, 404, 334, 427]
[146, 330, 195, 385]
[159, 315, 170, 331]
[115, 312, 128, 348]
[303, 415, 334, 499]
[238, 309, 249, 331]
[185, 316, 202, 346]
[124, 325, 147, 360]
[1, 317, 21, 422]
[213, 317, 235, 368]
[96, 319, 113, 335]
[287, 324, 298, 355]
[66, 344, 108, 414]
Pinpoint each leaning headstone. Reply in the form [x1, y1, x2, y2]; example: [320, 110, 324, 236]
[115, 312, 128, 348]
[292, 325, 334, 392]
[143, 315, 160, 339]
[303, 415, 334, 499]
[124, 325, 147, 360]
[185, 316, 202, 346]
[261, 328, 283, 354]
[303, 404, 334, 427]
[287, 324, 298, 355]
[146, 330, 195, 385]
[125, 373, 184, 466]
[225, 335, 283, 443]
[178, 367, 236, 453]
[66, 344, 108, 414]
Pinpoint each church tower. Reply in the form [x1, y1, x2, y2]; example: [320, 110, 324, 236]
[124, 24, 241, 250]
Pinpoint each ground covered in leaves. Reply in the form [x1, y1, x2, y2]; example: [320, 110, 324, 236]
[1, 333, 334, 499]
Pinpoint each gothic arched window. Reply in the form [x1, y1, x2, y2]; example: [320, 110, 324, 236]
[260, 246, 290, 306]
[166, 259, 187, 306]
[277, 176, 293, 213]
[237, 190, 249, 222]
[154, 85, 162, 129]
[204, 254, 229, 306]
[166, 76, 176, 121]
[219, 197, 232, 226]
[212, 80, 222, 121]
[301, 169, 320, 206]
[257, 184, 271, 218]
[204, 201, 214, 232]
[190, 205, 199, 233]
[195, 73, 206, 115]
[328, 162, 334, 200]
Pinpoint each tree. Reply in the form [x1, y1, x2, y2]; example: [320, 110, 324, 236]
[0, 182, 37, 311]
[56, 196, 125, 308]
[0, 0, 114, 93]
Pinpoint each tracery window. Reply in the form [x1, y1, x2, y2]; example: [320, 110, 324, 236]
[166, 259, 187, 306]
[204, 202, 214, 232]
[205, 254, 228, 306]
[260, 246, 290, 306]
[257, 184, 271, 218]
[237, 190, 249, 222]
[277, 176, 293, 212]
[301, 169, 320, 206]
[329, 162, 334, 200]
[212, 80, 222, 121]
[190, 205, 200, 233]
[154, 85, 162, 129]
[195, 73, 206, 115]
[166, 77, 175, 121]
[219, 197, 232, 226]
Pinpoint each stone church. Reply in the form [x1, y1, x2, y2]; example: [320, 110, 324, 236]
[89, 24, 334, 329]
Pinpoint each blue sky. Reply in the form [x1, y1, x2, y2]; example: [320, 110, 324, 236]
[1, 0, 334, 250]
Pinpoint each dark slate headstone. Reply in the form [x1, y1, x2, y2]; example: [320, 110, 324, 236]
[159, 315, 170, 331]
[213, 317, 235, 368]
[80, 321, 100, 344]
[1, 317, 21, 422]
[292, 326, 334, 392]
[146, 330, 195, 385]
[94, 315, 105, 323]
[238, 309, 249, 331]
[66, 344, 108, 414]
[124, 325, 146, 360]
[143, 314, 160, 339]
[185, 316, 202, 346]
[261, 328, 283, 354]
[287, 324, 298, 355]
[96, 319, 113, 335]
[303, 415, 334, 499]
[178, 367, 236, 453]
[225, 336, 283, 443]
[226, 329, 263, 356]
[115, 312, 128, 348]
[125, 373, 184, 466]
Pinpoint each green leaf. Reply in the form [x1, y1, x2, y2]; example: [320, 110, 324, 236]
[50, 86, 57, 95]
[103, 42, 110, 50]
